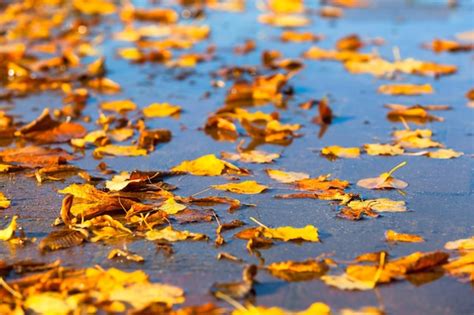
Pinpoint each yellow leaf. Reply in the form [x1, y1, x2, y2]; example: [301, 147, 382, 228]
[321, 146, 360, 158]
[212, 181, 268, 194]
[232, 302, 330, 315]
[321, 273, 374, 290]
[357, 162, 408, 190]
[264, 225, 319, 242]
[266, 169, 309, 183]
[385, 230, 424, 243]
[25, 292, 73, 315]
[100, 100, 137, 113]
[108, 128, 134, 142]
[94, 145, 147, 157]
[0, 192, 11, 209]
[426, 149, 463, 159]
[145, 226, 207, 242]
[159, 198, 187, 214]
[348, 198, 407, 212]
[172, 154, 248, 176]
[74, 0, 116, 15]
[109, 282, 184, 310]
[143, 103, 181, 118]
[266, 259, 328, 281]
[364, 143, 404, 156]
[71, 130, 107, 148]
[378, 84, 434, 95]
[445, 237, 474, 251]
[258, 13, 310, 28]
[0, 215, 17, 241]
[221, 150, 280, 164]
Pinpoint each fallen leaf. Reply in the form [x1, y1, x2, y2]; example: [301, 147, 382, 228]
[425, 149, 463, 159]
[445, 237, 474, 251]
[348, 198, 407, 212]
[357, 162, 408, 190]
[364, 144, 404, 156]
[39, 229, 88, 251]
[0, 192, 11, 209]
[321, 146, 360, 159]
[143, 103, 181, 118]
[108, 249, 145, 262]
[385, 230, 424, 243]
[100, 99, 137, 113]
[145, 226, 207, 242]
[94, 145, 148, 157]
[172, 154, 249, 176]
[221, 150, 280, 164]
[212, 181, 268, 194]
[378, 84, 434, 95]
[266, 259, 329, 281]
[0, 216, 17, 241]
[266, 169, 309, 183]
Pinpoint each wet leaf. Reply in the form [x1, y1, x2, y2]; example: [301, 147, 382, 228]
[251, 217, 319, 242]
[39, 229, 88, 251]
[357, 162, 408, 190]
[364, 144, 404, 156]
[347, 198, 407, 212]
[266, 259, 329, 281]
[100, 100, 137, 113]
[145, 226, 207, 242]
[172, 154, 249, 176]
[321, 146, 360, 159]
[143, 103, 181, 118]
[212, 181, 268, 194]
[266, 169, 309, 183]
[378, 84, 434, 95]
[444, 237, 474, 251]
[0, 192, 11, 209]
[221, 150, 280, 164]
[94, 145, 148, 157]
[385, 230, 424, 243]
[108, 249, 145, 263]
[0, 216, 17, 241]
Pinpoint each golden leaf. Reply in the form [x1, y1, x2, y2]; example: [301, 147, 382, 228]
[251, 218, 319, 242]
[25, 292, 73, 315]
[266, 169, 309, 183]
[321, 146, 360, 158]
[0, 192, 11, 209]
[172, 154, 248, 176]
[364, 144, 404, 156]
[357, 162, 408, 190]
[100, 100, 137, 113]
[348, 198, 407, 212]
[212, 181, 268, 194]
[267, 259, 328, 281]
[143, 103, 181, 118]
[94, 145, 147, 157]
[145, 226, 207, 242]
[108, 249, 145, 262]
[321, 273, 374, 290]
[258, 13, 310, 28]
[109, 282, 184, 309]
[385, 230, 424, 243]
[159, 198, 187, 214]
[445, 237, 474, 251]
[426, 149, 463, 159]
[295, 176, 349, 191]
[0, 215, 17, 241]
[378, 84, 434, 95]
[221, 150, 280, 164]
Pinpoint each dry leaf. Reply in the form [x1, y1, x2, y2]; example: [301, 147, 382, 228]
[0, 192, 11, 209]
[108, 249, 144, 262]
[348, 198, 407, 213]
[364, 144, 404, 156]
[266, 259, 329, 281]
